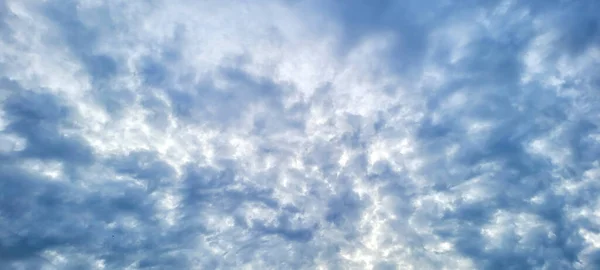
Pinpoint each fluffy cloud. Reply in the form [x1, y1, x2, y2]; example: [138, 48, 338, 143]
[1, 0, 599, 269]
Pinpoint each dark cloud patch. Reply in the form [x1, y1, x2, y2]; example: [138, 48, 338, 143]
[455, 38, 525, 85]
[140, 93, 172, 128]
[43, 1, 118, 80]
[2, 91, 95, 165]
[0, 169, 79, 263]
[218, 65, 286, 102]
[93, 86, 137, 119]
[179, 164, 279, 228]
[0, 90, 186, 267]
[374, 261, 398, 270]
[252, 220, 315, 243]
[42, 0, 126, 117]
[0, 166, 93, 264]
[0, 2, 16, 43]
[162, 66, 297, 132]
[182, 165, 237, 193]
[316, 0, 506, 80]
[108, 151, 176, 192]
[318, 0, 430, 77]
[0, 161, 190, 268]
[303, 140, 343, 177]
[0, 77, 21, 93]
[137, 253, 190, 269]
[325, 190, 364, 228]
[139, 57, 170, 87]
[550, 1, 600, 56]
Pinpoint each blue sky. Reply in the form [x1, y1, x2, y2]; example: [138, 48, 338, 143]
[1, 0, 599, 269]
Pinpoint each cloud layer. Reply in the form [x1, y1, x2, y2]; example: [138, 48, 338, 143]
[1, 0, 599, 269]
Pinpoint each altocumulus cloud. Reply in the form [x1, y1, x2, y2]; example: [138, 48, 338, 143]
[1, 0, 599, 269]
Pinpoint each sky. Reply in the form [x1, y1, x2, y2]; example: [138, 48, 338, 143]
[0, 0, 599, 269]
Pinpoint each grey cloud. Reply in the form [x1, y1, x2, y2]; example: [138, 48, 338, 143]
[108, 151, 176, 191]
[310, 0, 600, 268]
[1, 0, 600, 269]
[3, 90, 95, 165]
[43, 0, 118, 81]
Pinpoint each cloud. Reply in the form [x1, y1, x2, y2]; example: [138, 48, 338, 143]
[1, 0, 599, 269]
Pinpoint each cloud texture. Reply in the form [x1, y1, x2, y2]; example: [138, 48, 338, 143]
[1, 0, 599, 269]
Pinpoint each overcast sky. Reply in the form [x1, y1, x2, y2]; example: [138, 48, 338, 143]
[1, 0, 600, 269]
